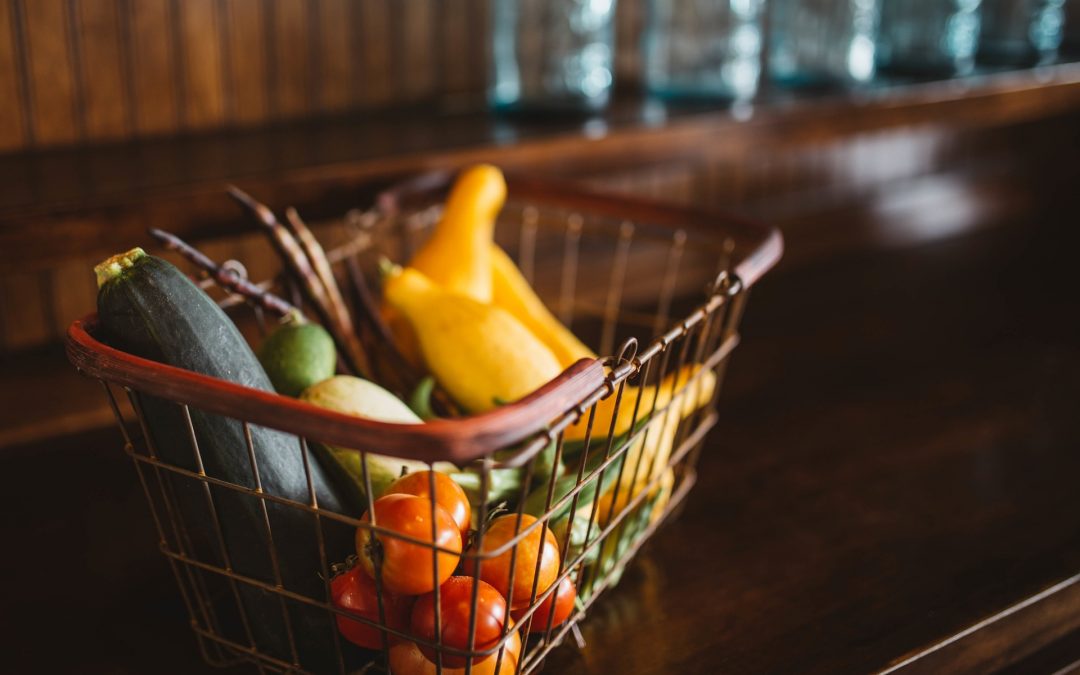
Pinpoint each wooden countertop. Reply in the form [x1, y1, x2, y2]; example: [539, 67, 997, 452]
[4, 204, 1079, 673]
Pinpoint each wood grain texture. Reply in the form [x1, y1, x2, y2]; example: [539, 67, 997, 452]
[270, 0, 311, 119]
[176, 0, 225, 130]
[21, 0, 79, 145]
[0, 1, 28, 149]
[315, 0, 353, 112]
[0, 269, 51, 349]
[399, 0, 435, 101]
[358, 0, 394, 107]
[75, 0, 129, 141]
[128, 0, 178, 136]
[222, 0, 268, 125]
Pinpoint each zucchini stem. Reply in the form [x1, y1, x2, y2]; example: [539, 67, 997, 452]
[94, 247, 146, 288]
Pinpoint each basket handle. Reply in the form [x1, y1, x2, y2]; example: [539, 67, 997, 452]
[66, 315, 606, 465]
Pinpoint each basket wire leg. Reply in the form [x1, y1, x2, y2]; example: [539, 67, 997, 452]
[296, 436, 348, 675]
[123, 389, 232, 664]
[178, 404, 262, 655]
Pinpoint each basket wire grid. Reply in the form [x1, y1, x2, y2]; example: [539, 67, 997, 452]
[67, 177, 779, 675]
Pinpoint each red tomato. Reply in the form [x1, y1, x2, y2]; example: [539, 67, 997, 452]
[388, 626, 521, 675]
[410, 576, 508, 667]
[330, 565, 410, 649]
[384, 470, 472, 534]
[463, 514, 561, 608]
[357, 494, 462, 596]
[510, 576, 576, 633]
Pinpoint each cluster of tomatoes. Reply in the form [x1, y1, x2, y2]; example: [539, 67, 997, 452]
[330, 471, 577, 674]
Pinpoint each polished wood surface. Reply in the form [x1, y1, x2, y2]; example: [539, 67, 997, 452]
[4, 203, 1079, 673]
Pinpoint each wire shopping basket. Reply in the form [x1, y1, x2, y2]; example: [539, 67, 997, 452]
[66, 174, 782, 674]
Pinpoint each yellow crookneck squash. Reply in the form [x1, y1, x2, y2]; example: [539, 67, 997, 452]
[383, 266, 563, 413]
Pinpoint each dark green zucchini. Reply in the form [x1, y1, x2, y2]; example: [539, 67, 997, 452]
[95, 248, 362, 672]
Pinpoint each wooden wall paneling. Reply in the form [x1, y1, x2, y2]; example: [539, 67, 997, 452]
[128, 0, 178, 136]
[468, 0, 490, 94]
[21, 0, 80, 145]
[271, 0, 312, 120]
[75, 0, 130, 142]
[223, 0, 269, 126]
[316, 0, 354, 113]
[358, 0, 394, 107]
[440, 0, 470, 97]
[176, 0, 225, 131]
[400, 0, 435, 102]
[0, 1, 28, 150]
[0, 270, 52, 350]
[48, 257, 97, 338]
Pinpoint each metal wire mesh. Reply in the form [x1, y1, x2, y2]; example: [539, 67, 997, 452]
[81, 189, 754, 675]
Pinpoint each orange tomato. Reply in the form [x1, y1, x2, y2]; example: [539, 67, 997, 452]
[388, 626, 521, 675]
[510, 576, 576, 633]
[411, 576, 508, 667]
[463, 514, 560, 608]
[384, 470, 472, 534]
[357, 494, 462, 596]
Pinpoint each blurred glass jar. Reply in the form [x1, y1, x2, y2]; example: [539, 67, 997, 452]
[490, 0, 617, 113]
[643, 0, 764, 102]
[769, 0, 881, 87]
[978, 0, 1065, 65]
[876, 0, 984, 76]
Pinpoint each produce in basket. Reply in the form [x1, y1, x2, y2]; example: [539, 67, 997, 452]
[356, 493, 463, 595]
[464, 514, 561, 608]
[511, 575, 577, 633]
[409, 163, 506, 302]
[257, 311, 337, 397]
[93, 247, 361, 671]
[300, 375, 457, 498]
[330, 563, 411, 649]
[383, 266, 563, 413]
[564, 363, 716, 442]
[389, 624, 522, 675]
[411, 576, 509, 667]
[490, 243, 595, 367]
[384, 470, 472, 535]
